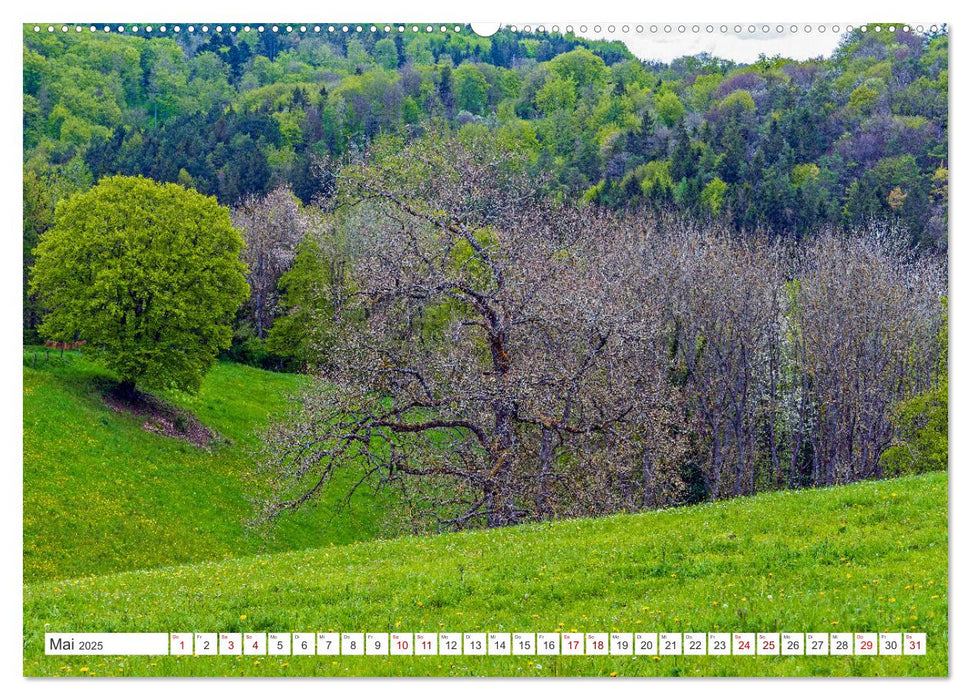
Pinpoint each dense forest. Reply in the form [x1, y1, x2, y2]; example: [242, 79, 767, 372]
[23, 25, 948, 271]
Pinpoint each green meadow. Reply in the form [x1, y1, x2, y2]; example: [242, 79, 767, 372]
[24, 470, 948, 677]
[23, 349, 391, 582]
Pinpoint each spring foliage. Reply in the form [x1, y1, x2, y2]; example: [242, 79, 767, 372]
[30, 175, 249, 392]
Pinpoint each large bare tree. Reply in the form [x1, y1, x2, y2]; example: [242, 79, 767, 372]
[257, 132, 680, 528]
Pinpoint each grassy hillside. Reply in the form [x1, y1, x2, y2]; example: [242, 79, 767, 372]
[24, 471, 948, 677]
[23, 349, 391, 582]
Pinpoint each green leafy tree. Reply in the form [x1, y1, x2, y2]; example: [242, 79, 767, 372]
[548, 48, 608, 88]
[30, 176, 249, 394]
[847, 78, 884, 117]
[401, 95, 421, 124]
[373, 38, 400, 70]
[266, 235, 340, 371]
[719, 89, 756, 115]
[453, 64, 490, 115]
[535, 75, 578, 116]
[700, 177, 729, 215]
[655, 90, 686, 127]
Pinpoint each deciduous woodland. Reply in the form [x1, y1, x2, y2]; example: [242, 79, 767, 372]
[24, 25, 947, 534]
[254, 131, 946, 530]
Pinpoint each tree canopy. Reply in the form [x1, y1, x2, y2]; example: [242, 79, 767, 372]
[23, 25, 947, 246]
[30, 175, 249, 393]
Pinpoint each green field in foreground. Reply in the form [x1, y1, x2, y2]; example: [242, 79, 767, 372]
[24, 472, 948, 677]
[23, 349, 391, 582]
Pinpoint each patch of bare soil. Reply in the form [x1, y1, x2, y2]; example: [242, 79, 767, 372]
[102, 386, 217, 448]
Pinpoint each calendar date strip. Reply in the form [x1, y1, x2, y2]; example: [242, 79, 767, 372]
[45, 632, 926, 657]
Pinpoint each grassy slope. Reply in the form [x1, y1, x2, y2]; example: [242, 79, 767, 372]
[23, 349, 391, 582]
[24, 472, 948, 677]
